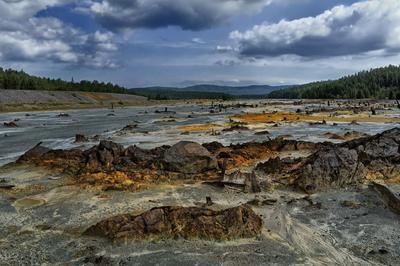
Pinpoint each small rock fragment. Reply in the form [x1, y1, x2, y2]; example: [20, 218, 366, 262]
[3, 121, 18, 128]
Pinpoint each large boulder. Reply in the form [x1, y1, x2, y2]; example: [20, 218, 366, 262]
[164, 141, 218, 174]
[84, 205, 262, 241]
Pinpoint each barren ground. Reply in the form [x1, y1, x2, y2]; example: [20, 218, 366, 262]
[1, 99, 400, 265]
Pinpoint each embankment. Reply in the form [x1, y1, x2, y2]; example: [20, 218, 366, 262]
[0, 89, 147, 112]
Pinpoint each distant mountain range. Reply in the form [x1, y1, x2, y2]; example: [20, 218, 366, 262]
[130, 84, 291, 96]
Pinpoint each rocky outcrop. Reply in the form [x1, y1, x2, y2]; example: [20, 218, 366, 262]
[84, 140, 125, 171]
[16, 129, 400, 193]
[164, 141, 218, 174]
[295, 146, 364, 193]
[16, 140, 220, 190]
[84, 205, 262, 241]
[17, 143, 51, 163]
[15, 136, 322, 190]
[295, 128, 400, 193]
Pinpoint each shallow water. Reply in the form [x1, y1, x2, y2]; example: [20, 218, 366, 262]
[0, 101, 399, 166]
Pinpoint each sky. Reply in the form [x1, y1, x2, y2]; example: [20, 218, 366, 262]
[1, 0, 400, 88]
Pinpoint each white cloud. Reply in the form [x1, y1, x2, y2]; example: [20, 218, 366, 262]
[231, 0, 400, 57]
[192, 38, 206, 44]
[0, 0, 72, 20]
[216, 45, 235, 53]
[0, 0, 119, 68]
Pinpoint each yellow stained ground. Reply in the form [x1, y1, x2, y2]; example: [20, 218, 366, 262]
[178, 123, 224, 132]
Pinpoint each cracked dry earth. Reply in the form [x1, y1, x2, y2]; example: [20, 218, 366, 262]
[1, 116, 400, 264]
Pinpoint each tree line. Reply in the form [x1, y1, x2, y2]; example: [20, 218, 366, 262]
[0, 67, 127, 94]
[130, 89, 235, 100]
[268, 65, 400, 99]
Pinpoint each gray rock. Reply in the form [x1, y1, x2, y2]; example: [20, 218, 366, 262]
[164, 141, 218, 174]
[296, 147, 365, 193]
[222, 171, 261, 193]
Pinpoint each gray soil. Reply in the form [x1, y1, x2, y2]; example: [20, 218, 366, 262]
[0, 165, 399, 266]
[1, 100, 400, 265]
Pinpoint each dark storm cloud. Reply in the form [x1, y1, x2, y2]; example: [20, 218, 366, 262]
[87, 0, 272, 31]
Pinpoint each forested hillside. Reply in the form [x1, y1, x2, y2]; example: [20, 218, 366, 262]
[0, 67, 127, 94]
[268, 65, 400, 99]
